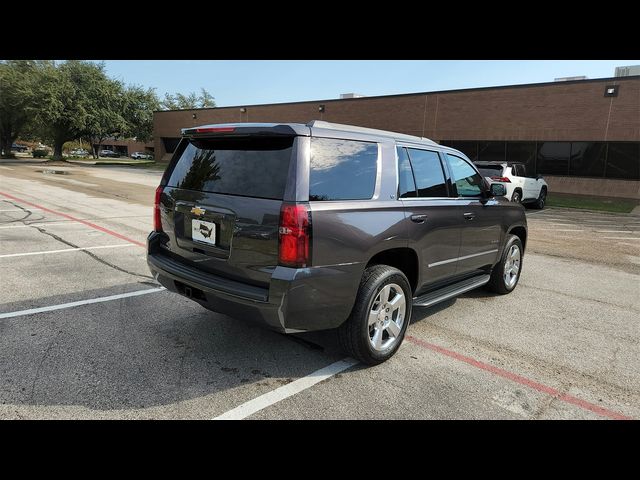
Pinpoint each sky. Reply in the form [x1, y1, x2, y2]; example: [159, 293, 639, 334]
[99, 60, 640, 107]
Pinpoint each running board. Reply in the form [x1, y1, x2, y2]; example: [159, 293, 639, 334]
[413, 274, 490, 307]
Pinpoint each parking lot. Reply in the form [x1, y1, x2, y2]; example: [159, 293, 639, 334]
[0, 161, 638, 419]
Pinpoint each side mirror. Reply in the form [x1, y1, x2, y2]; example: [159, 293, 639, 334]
[489, 183, 507, 197]
[536, 174, 543, 180]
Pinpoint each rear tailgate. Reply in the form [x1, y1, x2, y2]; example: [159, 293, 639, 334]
[157, 132, 300, 289]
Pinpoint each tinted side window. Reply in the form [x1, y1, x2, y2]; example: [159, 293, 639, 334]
[397, 146, 416, 198]
[167, 137, 293, 199]
[446, 154, 484, 197]
[406, 148, 448, 197]
[309, 138, 378, 201]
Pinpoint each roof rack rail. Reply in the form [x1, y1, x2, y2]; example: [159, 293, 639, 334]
[307, 120, 437, 145]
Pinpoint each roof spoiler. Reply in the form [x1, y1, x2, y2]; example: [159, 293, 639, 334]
[181, 123, 306, 137]
[307, 120, 437, 144]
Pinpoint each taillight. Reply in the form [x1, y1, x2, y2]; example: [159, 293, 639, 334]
[278, 203, 310, 268]
[490, 176, 511, 183]
[153, 186, 163, 232]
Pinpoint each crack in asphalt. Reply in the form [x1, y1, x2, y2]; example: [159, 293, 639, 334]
[29, 329, 62, 403]
[0, 199, 43, 224]
[519, 279, 640, 315]
[413, 321, 640, 403]
[4, 200, 154, 282]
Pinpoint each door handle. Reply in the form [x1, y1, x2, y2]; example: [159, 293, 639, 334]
[463, 212, 475, 220]
[410, 214, 428, 223]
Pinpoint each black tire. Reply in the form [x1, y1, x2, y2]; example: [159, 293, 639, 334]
[338, 265, 413, 365]
[533, 187, 547, 209]
[486, 234, 523, 294]
[511, 190, 522, 204]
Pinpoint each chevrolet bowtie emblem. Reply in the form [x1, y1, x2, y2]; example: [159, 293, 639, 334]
[191, 206, 206, 216]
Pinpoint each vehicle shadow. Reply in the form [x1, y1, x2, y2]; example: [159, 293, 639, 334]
[0, 283, 348, 414]
[409, 286, 500, 325]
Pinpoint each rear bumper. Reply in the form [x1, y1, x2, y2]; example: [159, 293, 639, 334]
[147, 232, 363, 333]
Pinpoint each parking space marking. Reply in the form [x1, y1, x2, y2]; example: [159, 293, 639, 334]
[596, 230, 640, 234]
[533, 229, 584, 232]
[405, 336, 630, 420]
[0, 221, 83, 230]
[602, 237, 640, 241]
[0, 191, 145, 247]
[213, 358, 359, 420]
[0, 244, 135, 258]
[0, 287, 165, 320]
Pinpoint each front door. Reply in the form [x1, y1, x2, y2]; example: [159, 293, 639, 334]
[444, 153, 502, 276]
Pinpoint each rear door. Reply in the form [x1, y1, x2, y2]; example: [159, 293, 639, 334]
[519, 164, 539, 200]
[511, 164, 531, 200]
[399, 146, 463, 292]
[159, 134, 298, 288]
[445, 153, 502, 276]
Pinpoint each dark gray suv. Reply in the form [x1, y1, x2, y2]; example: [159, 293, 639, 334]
[147, 121, 527, 364]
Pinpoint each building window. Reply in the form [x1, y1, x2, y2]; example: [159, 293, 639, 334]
[162, 137, 181, 154]
[506, 142, 537, 176]
[606, 142, 640, 180]
[477, 141, 506, 163]
[537, 142, 570, 175]
[443, 141, 478, 161]
[569, 142, 607, 178]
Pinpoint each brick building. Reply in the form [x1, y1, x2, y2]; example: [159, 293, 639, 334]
[153, 76, 640, 198]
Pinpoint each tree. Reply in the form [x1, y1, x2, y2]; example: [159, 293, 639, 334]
[83, 78, 129, 158]
[119, 85, 159, 143]
[32, 60, 117, 160]
[159, 88, 216, 110]
[0, 61, 47, 158]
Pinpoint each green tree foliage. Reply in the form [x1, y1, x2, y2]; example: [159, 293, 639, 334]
[33, 60, 115, 159]
[2, 60, 216, 160]
[120, 85, 159, 143]
[0, 60, 49, 158]
[160, 87, 216, 110]
[32, 61, 161, 159]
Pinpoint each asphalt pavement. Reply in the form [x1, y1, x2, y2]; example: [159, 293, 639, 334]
[0, 161, 638, 419]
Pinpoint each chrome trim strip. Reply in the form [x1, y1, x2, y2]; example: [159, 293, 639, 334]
[428, 249, 498, 268]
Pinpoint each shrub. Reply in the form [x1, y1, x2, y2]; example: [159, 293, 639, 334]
[32, 149, 48, 158]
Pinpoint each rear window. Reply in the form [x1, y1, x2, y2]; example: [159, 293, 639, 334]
[476, 165, 504, 177]
[167, 137, 294, 200]
[309, 138, 378, 201]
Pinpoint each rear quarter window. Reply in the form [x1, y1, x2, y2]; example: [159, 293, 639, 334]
[166, 137, 294, 200]
[309, 138, 378, 201]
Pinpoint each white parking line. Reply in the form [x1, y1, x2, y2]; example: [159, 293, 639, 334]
[596, 230, 640, 234]
[0, 243, 134, 258]
[602, 237, 640, 241]
[529, 222, 577, 226]
[0, 221, 83, 229]
[0, 287, 165, 320]
[534, 229, 584, 232]
[213, 358, 359, 420]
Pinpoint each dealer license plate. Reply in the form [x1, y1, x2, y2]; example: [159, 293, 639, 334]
[191, 219, 217, 246]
